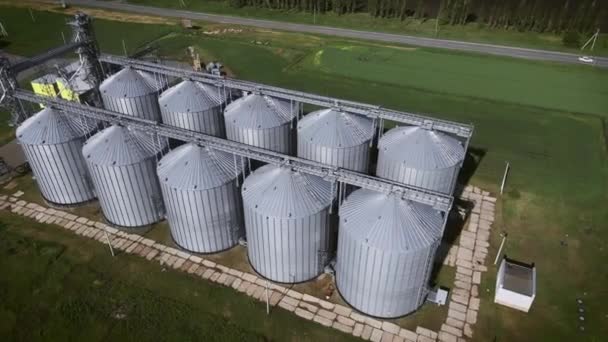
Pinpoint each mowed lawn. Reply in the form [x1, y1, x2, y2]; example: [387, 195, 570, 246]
[0, 213, 357, 341]
[1, 5, 608, 341]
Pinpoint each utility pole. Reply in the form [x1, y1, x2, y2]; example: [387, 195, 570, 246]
[580, 29, 600, 52]
[0, 22, 8, 37]
[435, 4, 442, 37]
[28, 8, 36, 23]
[435, 16, 439, 37]
[103, 227, 116, 257]
[265, 280, 270, 315]
[500, 162, 510, 195]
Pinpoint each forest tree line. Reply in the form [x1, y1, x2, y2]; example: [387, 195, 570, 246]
[226, 0, 607, 34]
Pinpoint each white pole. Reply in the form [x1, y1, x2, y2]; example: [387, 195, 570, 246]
[500, 162, 510, 195]
[581, 29, 599, 51]
[29, 8, 36, 23]
[61, 31, 66, 45]
[103, 228, 115, 257]
[122, 39, 128, 57]
[494, 235, 507, 265]
[435, 16, 439, 36]
[265, 280, 270, 315]
[591, 29, 599, 51]
[0, 22, 8, 37]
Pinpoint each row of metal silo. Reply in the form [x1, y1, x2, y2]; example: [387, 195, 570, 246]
[17, 65, 466, 318]
[98, 69, 466, 195]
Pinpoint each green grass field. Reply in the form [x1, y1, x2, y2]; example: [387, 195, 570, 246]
[0, 6, 174, 56]
[0, 212, 358, 341]
[1, 5, 608, 341]
[0, 110, 13, 145]
[127, 0, 608, 56]
[301, 45, 608, 116]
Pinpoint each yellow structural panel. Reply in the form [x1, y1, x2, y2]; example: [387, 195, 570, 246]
[31, 75, 59, 108]
[56, 79, 80, 102]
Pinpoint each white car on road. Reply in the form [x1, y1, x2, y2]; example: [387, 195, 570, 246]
[578, 56, 594, 63]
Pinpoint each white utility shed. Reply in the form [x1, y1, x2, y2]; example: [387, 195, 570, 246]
[494, 257, 536, 312]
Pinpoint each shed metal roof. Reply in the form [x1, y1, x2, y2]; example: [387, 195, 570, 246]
[502, 260, 535, 296]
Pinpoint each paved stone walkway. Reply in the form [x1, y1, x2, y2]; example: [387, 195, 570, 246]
[437, 186, 496, 342]
[0, 185, 496, 342]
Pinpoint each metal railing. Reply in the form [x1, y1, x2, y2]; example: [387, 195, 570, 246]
[98, 54, 474, 140]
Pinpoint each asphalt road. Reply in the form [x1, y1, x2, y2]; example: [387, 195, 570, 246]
[62, 1, 605, 68]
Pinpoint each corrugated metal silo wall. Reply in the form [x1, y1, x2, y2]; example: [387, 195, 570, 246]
[21, 141, 95, 205]
[336, 233, 440, 318]
[160, 106, 226, 138]
[160, 180, 243, 253]
[244, 206, 331, 283]
[101, 93, 162, 121]
[297, 141, 370, 173]
[376, 156, 458, 194]
[87, 157, 165, 227]
[225, 122, 293, 154]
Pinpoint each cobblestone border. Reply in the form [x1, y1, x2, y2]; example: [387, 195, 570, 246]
[437, 186, 496, 342]
[0, 185, 496, 342]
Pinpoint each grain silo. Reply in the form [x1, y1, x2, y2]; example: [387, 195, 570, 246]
[99, 66, 166, 121]
[224, 93, 297, 154]
[157, 143, 244, 253]
[376, 126, 465, 194]
[82, 125, 166, 227]
[297, 108, 374, 172]
[335, 188, 444, 318]
[159, 80, 227, 137]
[242, 164, 332, 283]
[16, 107, 96, 205]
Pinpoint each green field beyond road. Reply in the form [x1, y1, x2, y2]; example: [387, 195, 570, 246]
[127, 0, 608, 56]
[1, 5, 608, 341]
[304, 45, 608, 116]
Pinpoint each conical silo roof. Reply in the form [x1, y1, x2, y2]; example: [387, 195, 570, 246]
[17, 107, 96, 145]
[298, 109, 374, 148]
[83, 125, 163, 166]
[340, 189, 443, 252]
[159, 80, 226, 113]
[158, 143, 241, 190]
[100, 66, 165, 98]
[242, 164, 332, 218]
[224, 93, 296, 129]
[379, 126, 465, 169]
